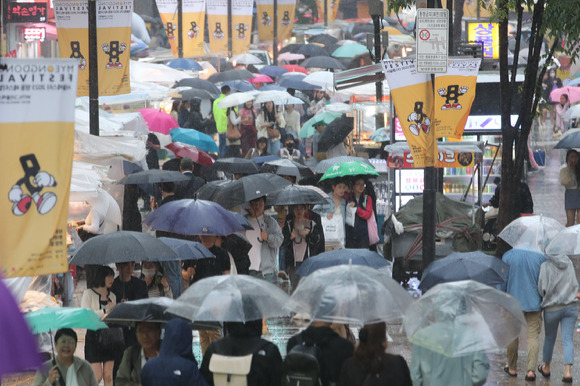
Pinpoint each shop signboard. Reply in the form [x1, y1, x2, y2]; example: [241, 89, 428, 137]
[7, 2, 48, 23]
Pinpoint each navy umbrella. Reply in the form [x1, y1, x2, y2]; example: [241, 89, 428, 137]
[555, 129, 580, 149]
[221, 79, 256, 92]
[278, 77, 321, 91]
[144, 199, 246, 236]
[117, 170, 190, 185]
[309, 33, 338, 46]
[214, 173, 292, 208]
[231, 212, 255, 230]
[296, 44, 329, 57]
[317, 116, 355, 152]
[158, 238, 215, 260]
[259, 65, 289, 78]
[295, 249, 391, 277]
[302, 56, 345, 70]
[165, 58, 203, 71]
[173, 78, 220, 96]
[418, 251, 510, 292]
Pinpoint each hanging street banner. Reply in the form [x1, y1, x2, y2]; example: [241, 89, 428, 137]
[156, 0, 206, 57]
[206, 0, 228, 53]
[232, 0, 253, 54]
[256, 0, 296, 41]
[434, 58, 481, 138]
[382, 59, 437, 168]
[54, 0, 133, 97]
[316, 0, 340, 23]
[0, 58, 78, 277]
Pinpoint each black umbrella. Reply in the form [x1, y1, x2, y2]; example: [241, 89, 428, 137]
[279, 43, 304, 54]
[117, 170, 190, 185]
[265, 184, 329, 206]
[324, 43, 341, 55]
[302, 56, 345, 70]
[296, 44, 330, 57]
[211, 157, 259, 174]
[195, 179, 235, 201]
[317, 116, 355, 152]
[214, 173, 292, 208]
[260, 158, 315, 178]
[309, 34, 338, 46]
[555, 130, 580, 149]
[223, 232, 253, 256]
[278, 77, 321, 91]
[208, 69, 255, 83]
[174, 88, 215, 100]
[173, 78, 220, 96]
[69, 231, 178, 265]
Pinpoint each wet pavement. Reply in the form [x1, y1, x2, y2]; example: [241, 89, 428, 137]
[4, 146, 580, 386]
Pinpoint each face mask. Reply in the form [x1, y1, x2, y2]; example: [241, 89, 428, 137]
[142, 268, 156, 278]
[285, 143, 294, 151]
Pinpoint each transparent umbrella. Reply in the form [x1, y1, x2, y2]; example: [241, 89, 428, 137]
[404, 280, 526, 357]
[498, 215, 564, 253]
[290, 264, 413, 325]
[545, 224, 580, 255]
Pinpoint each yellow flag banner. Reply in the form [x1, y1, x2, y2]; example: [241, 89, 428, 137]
[256, 0, 296, 41]
[382, 59, 437, 168]
[316, 0, 341, 23]
[232, 0, 253, 54]
[156, 0, 206, 57]
[54, 0, 132, 97]
[434, 58, 481, 138]
[206, 0, 228, 54]
[0, 58, 78, 278]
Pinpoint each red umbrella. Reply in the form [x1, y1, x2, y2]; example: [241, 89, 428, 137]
[248, 74, 274, 83]
[550, 86, 580, 104]
[166, 142, 215, 167]
[281, 65, 308, 74]
[139, 108, 179, 135]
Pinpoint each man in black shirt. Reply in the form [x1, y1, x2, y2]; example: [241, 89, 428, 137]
[175, 157, 205, 199]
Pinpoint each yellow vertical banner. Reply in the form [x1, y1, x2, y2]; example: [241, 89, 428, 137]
[54, 0, 132, 97]
[156, 0, 206, 57]
[232, 0, 253, 54]
[316, 0, 341, 23]
[155, 0, 180, 56]
[0, 58, 78, 277]
[256, 0, 296, 41]
[206, 0, 228, 54]
[434, 58, 481, 138]
[383, 59, 437, 168]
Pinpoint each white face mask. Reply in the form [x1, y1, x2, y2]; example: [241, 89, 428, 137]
[142, 268, 156, 278]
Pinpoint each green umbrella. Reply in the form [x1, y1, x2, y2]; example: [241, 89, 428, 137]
[331, 44, 369, 58]
[299, 111, 342, 138]
[319, 161, 379, 182]
[25, 307, 108, 334]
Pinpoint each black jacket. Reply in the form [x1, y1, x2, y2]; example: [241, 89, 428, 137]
[339, 354, 412, 386]
[287, 326, 354, 386]
[201, 320, 283, 386]
[175, 172, 205, 199]
[281, 211, 325, 268]
[189, 98, 213, 134]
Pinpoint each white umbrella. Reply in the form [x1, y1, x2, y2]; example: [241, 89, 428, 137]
[563, 104, 580, 121]
[231, 53, 262, 65]
[88, 188, 122, 227]
[498, 215, 564, 253]
[303, 71, 335, 90]
[129, 60, 189, 85]
[254, 90, 294, 104]
[217, 92, 255, 109]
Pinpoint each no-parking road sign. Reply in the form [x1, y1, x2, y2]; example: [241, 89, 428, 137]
[416, 8, 449, 73]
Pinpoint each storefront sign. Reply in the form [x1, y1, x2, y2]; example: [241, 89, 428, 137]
[24, 27, 46, 42]
[467, 22, 499, 60]
[7, 2, 48, 23]
[388, 149, 481, 168]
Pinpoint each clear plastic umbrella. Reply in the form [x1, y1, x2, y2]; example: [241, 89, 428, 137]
[166, 274, 295, 322]
[404, 280, 526, 357]
[545, 224, 580, 255]
[497, 215, 564, 253]
[289, 264, 413, 325]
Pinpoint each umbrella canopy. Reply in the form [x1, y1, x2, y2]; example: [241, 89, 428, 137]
[315, 156, 373, 174]
[165, 142, 216, 167]
[174, 78, 220, 96]
[248, 74, 274, 83]
[278, 77, 321, 91]
[214, 173, 292, 208]
[117, 169, 190, 184]
[290, 264, 413, 325]
[309, 33, 338, 46]
[223, 232, 253, 256]
[261, 158, 315, 177]
[144, 199, 246, 236]
[370, 127, 391, 143]
[296, 44, 330, 57]
[418, 251, 510, 292]
[319, 161, 379, 182]
[545, 224, 580, 255]
[300, 111, 342, 138]
[69, 231, 179, 265]
[104, 297, 179, 325]
[498, 215, 564, 253]
[302, 56, 345, 70]
[158, 238, 215, 260]
[208, 69, 255, 83]
[139, 108, 179, 135]
[166, 274, 295, 322]
[404, 280, 526, 357]
[165, 58, 203, 71]
[266, 184, 329, 206]
[252, 155, 281, 165]
[172, 88, 215, 100]
[254, 90, 294, 104]
[281, 64, 309, 74]
[195, 179, 235, 201]
[231, 212, 255, 230]
[169, 128, 219, 153]
[221, 79, 257, 92]
[259, 65, 289, 78]
[295, 249, 391, 277]
[303, 71, 335, 90]
[231, 53, 262, 65]
[0, 278, 42, 377]
[88, 188, 122, 227]
[550, 86, 580, 104]
[317, 116, 355, 152]
[563, 105, 580, 120]
[25, 307, 108, 334]
[217, 92, 255, 109]
[259, 85, 287, 91]
[211, 157, 259, 174]
[332, 44, 369, 58]
[554, 128, 580, 149]
[278, 52, 306, 62]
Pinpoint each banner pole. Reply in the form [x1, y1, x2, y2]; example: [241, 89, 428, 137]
[88, 0, 99, 136]
[324, 0, 328, 26]
[273, 0, 278, 65]
[178, 0, 183, 58]
[227, 0, 232, 54]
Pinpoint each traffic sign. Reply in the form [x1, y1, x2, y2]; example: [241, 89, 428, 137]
[416, 8, 449, 73]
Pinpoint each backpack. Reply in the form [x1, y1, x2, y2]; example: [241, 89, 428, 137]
[209, 338, 269, 386]
[282, 334, 322, 386]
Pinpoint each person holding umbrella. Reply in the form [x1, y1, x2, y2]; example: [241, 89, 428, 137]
[213, 85, 232, 157]
[116, 322, 162, 386]
[239, 100, 258, 156]
[256, 101, 286, 155]
[225, 106, 243, 158]
[313, 179, 348, 250]
[188, 97, 213, 134]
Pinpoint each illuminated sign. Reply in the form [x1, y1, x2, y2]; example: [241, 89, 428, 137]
[467, 22, 499, 60]
[24, 27, 46, 42]
[7, 2, 48, 23]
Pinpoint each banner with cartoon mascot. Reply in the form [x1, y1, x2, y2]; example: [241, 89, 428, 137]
[54, 0, 132, 97]
[206, 0, 228, 53]
[256, 0, 296, 41]
[0, 58, 78, 277]
[231, 0, 253, 54]
[155, 0, 206, 57]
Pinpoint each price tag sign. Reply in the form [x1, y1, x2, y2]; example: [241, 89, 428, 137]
[416, 8, 449, 73]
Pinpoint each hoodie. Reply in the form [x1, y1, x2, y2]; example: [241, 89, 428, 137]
[141, 319, 207, 386]
[538, 253, 579, 311]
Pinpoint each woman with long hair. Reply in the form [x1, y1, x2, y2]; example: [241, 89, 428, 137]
[256, 101, 286, 155]
[345, 177, 376, 250]
[225, 106, 242, 158]
[245, 137, 270, 159]
[239, 100, 257, 156]
[555, 94, 570, 136]
[560, 149, 580, 226]
[339, 322, 411, 386]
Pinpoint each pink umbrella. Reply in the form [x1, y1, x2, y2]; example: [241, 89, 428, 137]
[550, 86, 580, 104]
[138, 108, 179, 135]
[278, 52, 306, 62]
[248, 74, 274, 84]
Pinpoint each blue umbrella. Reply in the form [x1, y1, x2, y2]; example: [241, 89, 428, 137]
[158, 238, 215, 260]
[278, 77, 322, 91]
[295, 249, 391, 276]
[144, 199, 246, 236]
[169, 127, 219, 153]
[231, 212, 255, 230]
[259, 65, 289, 78]
[165, 58, 203, 71]
[221, 80, 256, 92]
[260, 85, 287, 91]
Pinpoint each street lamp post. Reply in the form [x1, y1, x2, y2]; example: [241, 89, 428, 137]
[88, 0, 99, 136]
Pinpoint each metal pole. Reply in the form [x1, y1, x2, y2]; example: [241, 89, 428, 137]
[178, 0, 183, 58]
[373, 14, 383, 131]
[324, 0, 328, 26]
[273, 0, 278, 65]
[88, 0, 99, 136]
[227, 0, 232, 54]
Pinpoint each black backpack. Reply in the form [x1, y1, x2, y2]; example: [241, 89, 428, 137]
[282, 334, 321, 386]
